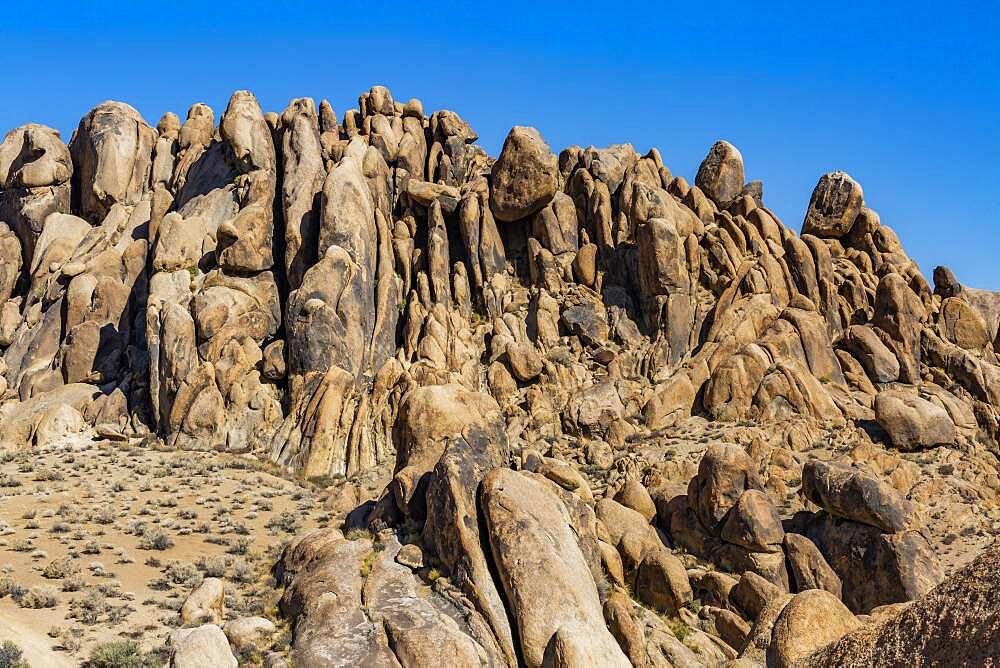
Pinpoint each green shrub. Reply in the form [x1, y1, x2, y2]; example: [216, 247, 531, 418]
[85, 639, 159, 668]
[138, 527, 174, 550]
[0, 640, 29, 668]
[19, 584, 58, 608]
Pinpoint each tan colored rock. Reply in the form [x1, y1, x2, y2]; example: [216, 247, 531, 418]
[70, 101, 155, 222]
[688, 443, 764, 534]
[32, 402, 87, 448]
[732, 570, 784, 620]
[695, 140, 745, 206]
[842, 324, 900, 384]
[701, 605, 751, 652]
[719, 489, 784, 553]
[804, 547, 1000, 666]
[784, 532, 842, 597]
[506, 341, 543, 381]
[805, 511, 943, 613]
[801, 460, 918, 532]
[180, 577, 225, 625]
[170, 624, 237, 668]
[603, 590, 647, 668]
[801, 171, 864, 238]
[875, 388, 957, 451]
[490, 126, 558, 222]
[223, 616, 276, 653]
[482, 469, 629, 667]
[767, 589, 860, 667]
[614, 477, 657, 522]
[937, 296, 990, 350]
[634, 549, 692, 615]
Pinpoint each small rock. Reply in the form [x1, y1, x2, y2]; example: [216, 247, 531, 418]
[223, 616, 276, 653]
[170, 624, 238, 668]
[180, 577, 225, 625]
[396, 543, 425, 570]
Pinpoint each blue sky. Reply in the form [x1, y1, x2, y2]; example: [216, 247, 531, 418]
[3, 1, 998, 287]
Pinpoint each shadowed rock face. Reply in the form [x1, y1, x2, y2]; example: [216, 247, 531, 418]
[804, 545, 1000, 666]
[3, 84, 1000, 668]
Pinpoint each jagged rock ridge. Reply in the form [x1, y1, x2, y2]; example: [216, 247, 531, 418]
[2, 85, 1000, 666]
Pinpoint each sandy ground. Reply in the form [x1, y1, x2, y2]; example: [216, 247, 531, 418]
[0, 435, 327, 664]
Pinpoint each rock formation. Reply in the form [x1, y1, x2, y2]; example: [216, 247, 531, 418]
[2, 84, 999, 665]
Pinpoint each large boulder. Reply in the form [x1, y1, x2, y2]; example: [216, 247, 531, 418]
[362, 537, 501, 666]
[783, 532, 842, 597]
[489, 126, 558, 222]
[801, 460, 918, 532]
[70, 101, 155, 223]
[634, 549, 693, 615]
[937, 296, 990, 350]
[875, 388, 957, 451]
[180, 577, 225, 625]
[481, 468, 629, 667]
[694, 140, 745, 206]
[801, 171, 864, 238]
[423, 418, 516, 665]
[842, 325, 899, 384]
[392, 384, 503, 518]
[278, 535, 400, 666]
[223, 617, 276, 654]
[805, 546, 1000, 666]
[169, 624, 238, 668]
[719, 489, 785, 553]
[688, 443, 764, 534]
[806, 511, 943, 613]
[0, 124, 73, 264]
[767, 589, 861, 668]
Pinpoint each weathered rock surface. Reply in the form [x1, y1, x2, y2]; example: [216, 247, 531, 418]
[875, 388, 957, 450]
[490, 126, 558, 222]
[801, 172, 864, 238]
[804, 545, 1000, 666]
[1, 84, 999, 668]
[481, 468, 628, 667]
[180, 577, 225, 625]
[801, 460, 918, 532]
[169, 624, 238, 668]
[767, 589, 860, 667]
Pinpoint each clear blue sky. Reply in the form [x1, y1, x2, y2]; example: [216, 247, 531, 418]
[3, 1, 998, 287]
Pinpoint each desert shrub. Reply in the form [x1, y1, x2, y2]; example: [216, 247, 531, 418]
[50, 521, 72, 534]
[138, 527, 174, 550]
[165, 561, 201, 587]
[70, 589, 110, 624]
[231, 558, 255, 584]
[265, 511, 300, 535]
[0, 640, 29, 668]
[344, 528, 373, 541]
[42, 557, 79, 579]
[0, 473, 22, 488]
[10, 539, 32, 552]
[62, 572, 86, 592]
[95, 506, 116, 525]
[227, 536, 251, 555]
[85, 639, 158, 668]
[0, 575, 26, 600]
[197, 555, 227, 577]
[19, 584, 58, 608]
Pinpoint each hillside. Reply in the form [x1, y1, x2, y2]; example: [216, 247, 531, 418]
[0, 85, 998, 666]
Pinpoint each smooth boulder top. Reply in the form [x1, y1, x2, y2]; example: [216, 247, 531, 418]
[695, 139, 745, 206]
[489, 126, 559, 222]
